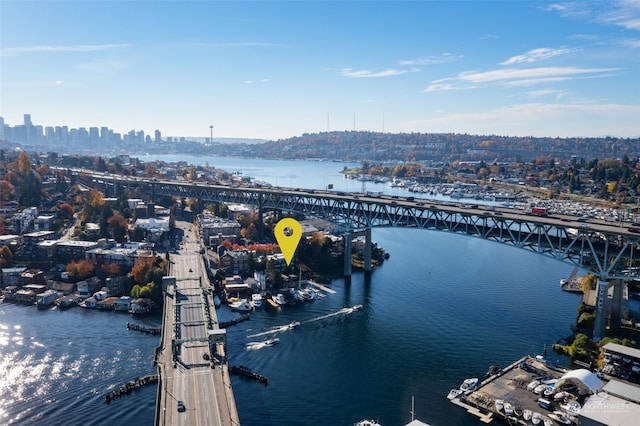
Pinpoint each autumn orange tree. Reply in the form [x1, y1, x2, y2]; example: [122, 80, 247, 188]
[0, 245, 13, 267]
[131, 256, 156, 284]
[66, 259, 96, 280]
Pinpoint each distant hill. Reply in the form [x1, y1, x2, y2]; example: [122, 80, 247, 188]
[228, 131, 640, 163]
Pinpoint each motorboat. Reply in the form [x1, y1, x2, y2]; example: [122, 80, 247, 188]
[355, 420, 381, 426]
[527, 380, 541, 392]
[533, 383, 547, 394]
[273, 293, 287, 305]
[560, 400, 581, 415]
[543, 385, 556, 397]
[264, 338, 279, 346]
[447, 389, 463, 400]
[288, 321, 300, 329]
[229, 299, 253, 312]
[554, 391, 568, 401]
[251, 293, 263, 308]
[523, 409, 532, 421]
[503, 401, 514, 416]
[352, 304, 363, 311]
[494, 399, 504, 412]
[460, 377, 479, 391]
[531, 412, 542, 425]
[538, 397, 553, 410]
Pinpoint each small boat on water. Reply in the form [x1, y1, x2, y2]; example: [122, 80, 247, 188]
[273, 293, 287, 305]
[447, 389, 463, 400]
[288, 321, 300, 329]
[355, 420, 381, 426]
[460, 377, 479, 391]
[229, 299, 253, 312]
[251, 293, 263, 308]
[264, 338, 279, 346]
[351, 304, 363, 311]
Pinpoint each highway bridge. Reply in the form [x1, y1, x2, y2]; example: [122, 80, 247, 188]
[69, 168, 640, 341]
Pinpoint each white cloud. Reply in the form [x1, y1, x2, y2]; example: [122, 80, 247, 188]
[400, 103, 640, 138]
[545, 1, 640, 31]
[0, 43, 131, 57]
[500, 47, 573, 65]
[55, 80, 64, 86]
[340, 68, 413, 78]
[399, 53, 459, 66]
[423, 66, 619, 92]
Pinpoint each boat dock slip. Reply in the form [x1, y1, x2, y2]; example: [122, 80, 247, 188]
[449, 356, 570, 425]
[305, 280, 336, 294]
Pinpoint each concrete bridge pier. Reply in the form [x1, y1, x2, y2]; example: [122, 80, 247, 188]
[343, 228, 373, 277]
[610, 279, 624, 332]
[363, 228, 372, 273]
[344, 232, 352, 276]
[593, 279, 609, 341]
[593, 278, 624, 340]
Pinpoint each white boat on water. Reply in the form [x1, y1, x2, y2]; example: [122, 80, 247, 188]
[352, 304, 363, 311]
[447, 389, 463, 400]
[251, 293, 263, 308]
[288, 321, 300, 329]
[273, 293, 287, 305]
[264, 337, 279, 346]
[460, 377, 479, 391]
[229, 299, 252, 312]
[355, 420, 381, 426]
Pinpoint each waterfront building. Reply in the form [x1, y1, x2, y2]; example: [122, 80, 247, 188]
[1, 266, 26, 288]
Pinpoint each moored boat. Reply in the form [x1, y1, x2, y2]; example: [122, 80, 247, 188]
[229, 299, 253, 312]
[494, 399, 504, 412]
[523, 409, 532, 421]
[251, 293, 263, 308]
[460, 377, 479, 391]
[447, 389, 463, 400]
[213, 294, 221, 307]
[273, 293, 287, 305]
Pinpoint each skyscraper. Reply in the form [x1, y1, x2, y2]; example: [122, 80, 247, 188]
[24, 114, 32, 127]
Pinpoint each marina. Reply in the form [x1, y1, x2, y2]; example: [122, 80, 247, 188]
[448, 355, 599, 425]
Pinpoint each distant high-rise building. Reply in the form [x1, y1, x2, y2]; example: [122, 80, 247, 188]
[0, 116, 5, 139]
[89, 127, 99, 143]
[155, 129, 161, 143]
[24, 114, 32, 141]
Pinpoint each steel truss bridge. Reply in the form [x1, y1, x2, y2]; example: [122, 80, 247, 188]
[73, 169, 640, 338]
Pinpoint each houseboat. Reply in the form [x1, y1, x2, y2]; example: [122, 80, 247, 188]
[36, 289, 58, 309]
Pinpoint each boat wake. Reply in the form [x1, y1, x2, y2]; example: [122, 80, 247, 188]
[247, 321, 299, 338]
[305, 305, 362, 323]
[246, 338, 279, 351]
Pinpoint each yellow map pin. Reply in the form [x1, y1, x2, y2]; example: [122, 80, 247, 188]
[274, 218, 302, 266]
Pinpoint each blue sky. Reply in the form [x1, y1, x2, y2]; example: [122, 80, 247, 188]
[1, 0, 639, 140]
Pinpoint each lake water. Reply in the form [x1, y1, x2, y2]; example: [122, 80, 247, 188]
[0, 156, 582, 425]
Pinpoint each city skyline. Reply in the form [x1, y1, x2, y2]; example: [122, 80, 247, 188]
[1, 1, 639, 140]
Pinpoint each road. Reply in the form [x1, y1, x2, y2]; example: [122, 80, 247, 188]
[155, 221, 239, 426]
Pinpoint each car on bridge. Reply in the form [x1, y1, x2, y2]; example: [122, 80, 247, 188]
[177, 400, 186, 412]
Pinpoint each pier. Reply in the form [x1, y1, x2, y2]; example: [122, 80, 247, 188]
[104, 374, 158, 403]
[126, 322, 162, 335]
[219, 313, 250, 328]
[229, 365, 269, 385]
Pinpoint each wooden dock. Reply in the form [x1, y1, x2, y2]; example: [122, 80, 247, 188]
[305, 280, 336, 294]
